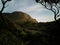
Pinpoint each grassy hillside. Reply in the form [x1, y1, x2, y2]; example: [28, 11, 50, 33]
[4, 11, 38, 24]
[0, 12, 60, 45]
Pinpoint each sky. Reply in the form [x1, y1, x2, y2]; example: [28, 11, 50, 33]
[0, 0, 54, 22]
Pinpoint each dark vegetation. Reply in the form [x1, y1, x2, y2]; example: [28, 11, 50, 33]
[0, 11, 60, 45]
[36, 0, 60, 21]
[0, 0, 60, 45]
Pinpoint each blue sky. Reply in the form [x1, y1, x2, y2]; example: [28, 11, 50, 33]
[0, 0, 54, 22]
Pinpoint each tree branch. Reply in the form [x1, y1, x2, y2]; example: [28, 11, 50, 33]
[36, 0, 60, 21]
[40, 3, 56, 14]
[55, 6, 59, 15]
[56, 14, 60, 18]
[0, 0, 8, 13]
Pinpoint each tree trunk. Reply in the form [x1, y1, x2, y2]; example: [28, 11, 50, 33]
[0, 4, 5, 13]
[54, 14, 57, 21]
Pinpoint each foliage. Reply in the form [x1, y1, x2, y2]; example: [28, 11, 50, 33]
[35, 0, 60, 21]
[0, 12, 60, 45]
[0, 0, 60, 44]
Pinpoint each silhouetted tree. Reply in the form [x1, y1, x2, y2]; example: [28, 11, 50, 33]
[35, 0, 60, 21]
[0, 0, 11, 13]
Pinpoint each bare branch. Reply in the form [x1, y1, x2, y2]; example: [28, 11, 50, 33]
[35, 0, 60, 21]
[56, 14, 60, 18]
[40, 2, 56, 14]
[55, 6, 59, 15]
[0, 0, 11, 13]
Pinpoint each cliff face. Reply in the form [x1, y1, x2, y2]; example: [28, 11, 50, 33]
[4, 11, 38, 24]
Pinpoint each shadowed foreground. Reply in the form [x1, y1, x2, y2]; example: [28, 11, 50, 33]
[0, 12, 60, 45]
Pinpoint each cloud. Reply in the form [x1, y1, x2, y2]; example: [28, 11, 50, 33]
[1, 0, 54, 22]
[18, 3, 54, 22]
[20, 4, 44, 12]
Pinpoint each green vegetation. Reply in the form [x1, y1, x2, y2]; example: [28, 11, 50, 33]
[0, 11, 60, 45]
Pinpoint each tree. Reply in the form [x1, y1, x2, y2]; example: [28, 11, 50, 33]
[0, 0, 11, 13]
[35, 0, 60, 21]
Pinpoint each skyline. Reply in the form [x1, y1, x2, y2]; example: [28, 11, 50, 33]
[0, 0, 54, 22]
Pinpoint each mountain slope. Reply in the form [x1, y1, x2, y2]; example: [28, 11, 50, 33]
[0, 13, 22, 45]
[4, 11, 38, 24]
[0, 11, 60, 45]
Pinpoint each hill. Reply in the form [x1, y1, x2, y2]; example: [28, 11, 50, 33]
[0, 11, 60, 45]
[0, 13, 22, 45]
[0, 11, 38, 45]
[3, 11, 38, 24]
